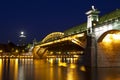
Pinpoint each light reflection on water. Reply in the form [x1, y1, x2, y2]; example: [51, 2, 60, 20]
[0, 58, 120, 80]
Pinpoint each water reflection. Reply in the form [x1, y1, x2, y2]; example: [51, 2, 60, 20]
[14, 59, 18, 80]
[0, 58, 120, 80]
[1, 59, 33, 80]
[0, 59, 2, 80]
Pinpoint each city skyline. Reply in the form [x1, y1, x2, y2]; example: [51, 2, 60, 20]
[0, 0, 120, 44]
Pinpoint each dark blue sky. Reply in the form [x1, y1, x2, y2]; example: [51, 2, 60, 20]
[0, 0, 120, 44]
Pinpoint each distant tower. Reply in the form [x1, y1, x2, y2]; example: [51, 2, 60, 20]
[19, 31, 26, 46]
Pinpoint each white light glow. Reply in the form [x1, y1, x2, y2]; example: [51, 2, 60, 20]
[102, 33, 120, 43]
[21, 31, 24, 35]
[76, 33, 84, 37]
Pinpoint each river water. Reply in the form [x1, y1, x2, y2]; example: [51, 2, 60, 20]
[0, 58, 120, 80]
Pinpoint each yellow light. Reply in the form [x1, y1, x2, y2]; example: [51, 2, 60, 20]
[15, 49, 19, 53]
[73, 55, 79, 58]
[93, 23, 96, 26]
[58, 62, 67, 67]
[0, 50, 2, 53]
[70, 64, 76, 69]
[80, 66, 86, 72]
[49, 58, 53, 64]
[57, 58, 61, 63]
[102, 34, 112, 43]
[0, 59, 2, 80]
[100, 32, 120, 59]
[76, 33, 84, 37]
[102, 33, 120, 43]
[14, 59, 18, 80]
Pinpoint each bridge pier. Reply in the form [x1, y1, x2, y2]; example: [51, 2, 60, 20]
[84, 34, 97, 67]
[84, 6, 99, 67]
[33, 47, 48, 59]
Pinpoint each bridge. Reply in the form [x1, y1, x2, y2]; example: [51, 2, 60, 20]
[33, 6, 120, 67]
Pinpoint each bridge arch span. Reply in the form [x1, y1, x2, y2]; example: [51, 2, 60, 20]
[97, 30, 120, 42]
[95, 20, 120, 40]
[41, 32, 64, 43]
[97, 29, 120, 67]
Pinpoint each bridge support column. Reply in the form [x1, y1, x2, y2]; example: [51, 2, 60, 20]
[33, 46, 41, 59]
[37, 48, 48, 59]
[84, 34, 97, 67]
[84, 6, 99, 67]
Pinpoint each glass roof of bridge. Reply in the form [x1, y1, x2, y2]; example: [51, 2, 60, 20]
[64, 9, 120, 35]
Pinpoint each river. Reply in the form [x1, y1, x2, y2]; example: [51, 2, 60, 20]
[0, 58, 120, 80]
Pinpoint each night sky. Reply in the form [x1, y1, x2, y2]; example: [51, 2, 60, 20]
[0, 0, 120, 44]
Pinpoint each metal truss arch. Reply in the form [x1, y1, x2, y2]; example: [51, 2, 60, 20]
[42, 32, 64, 43]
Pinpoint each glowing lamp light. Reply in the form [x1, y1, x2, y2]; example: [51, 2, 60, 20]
[21, 31, 24, 35]
[93, 23, 96, 26]
[20, 31, 26, 37]
[0, 50, 3, 53]
[58, 62, 67, 67]
[70, 64, 76, 69]
[76, 33, 84, 37]
[15, 49, 19, 53]
[80, 66, 86, 72]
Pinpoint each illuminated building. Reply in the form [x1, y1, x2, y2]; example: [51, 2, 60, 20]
[19, 31, 26, 46]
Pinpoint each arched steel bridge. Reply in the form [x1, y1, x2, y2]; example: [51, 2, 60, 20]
[33, 8, 120, 67]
